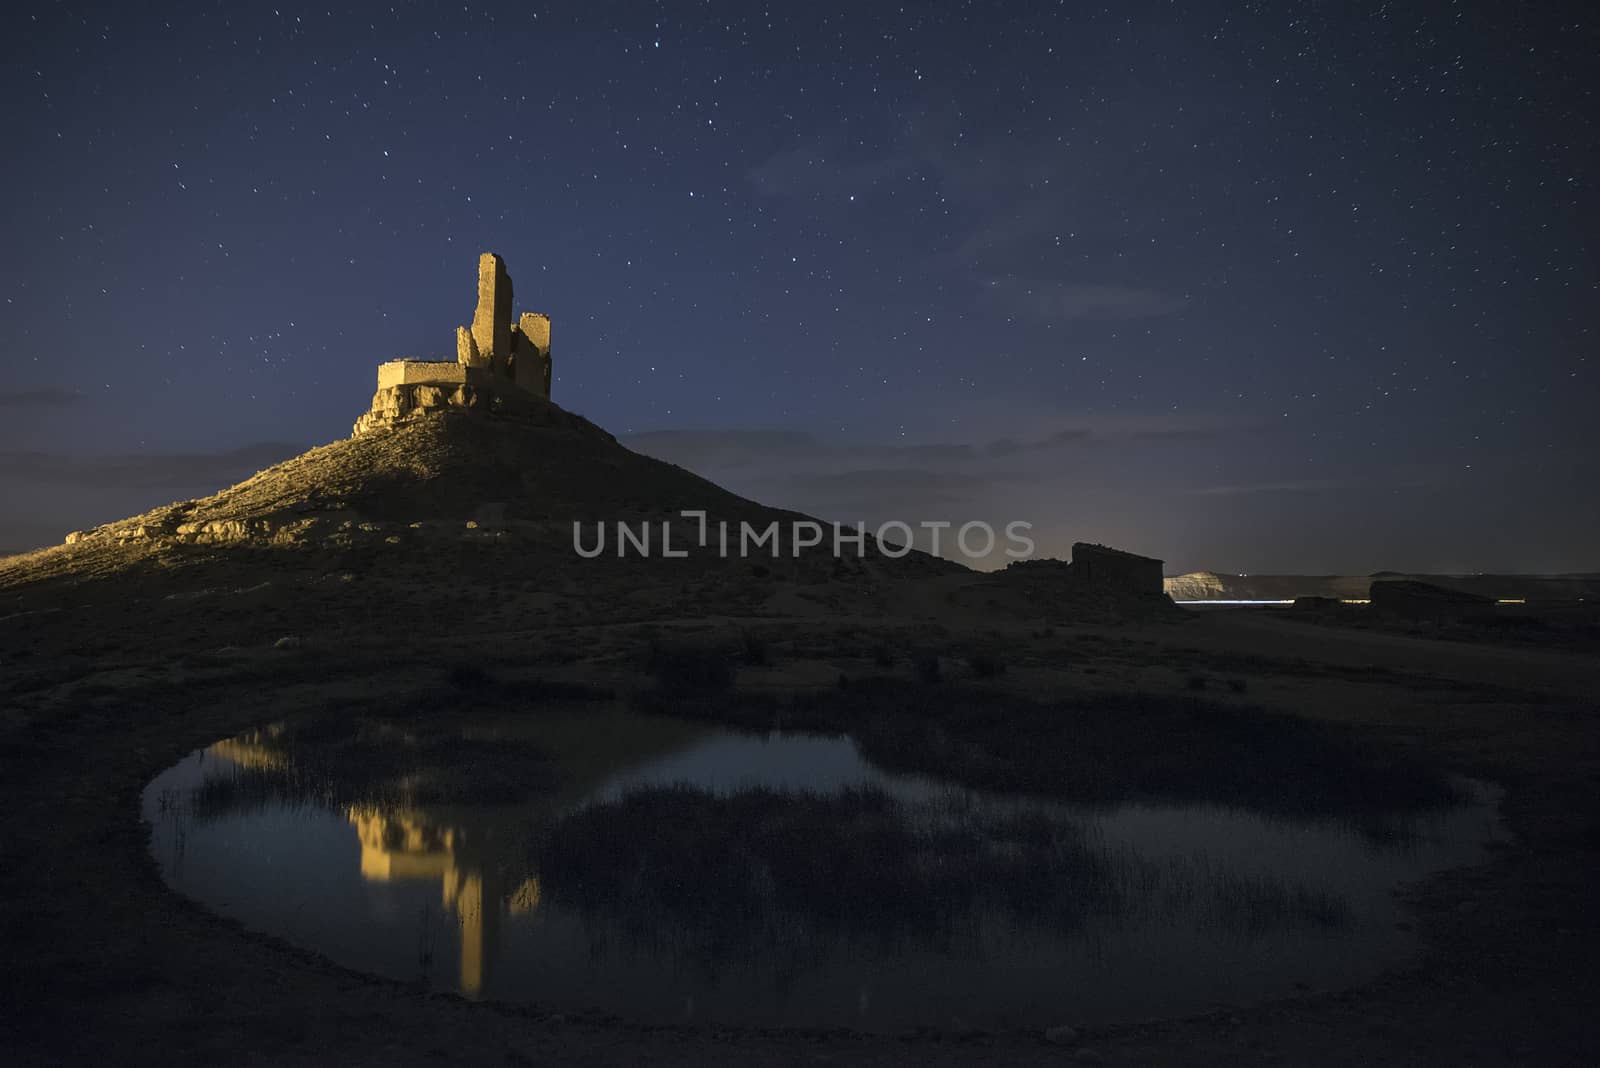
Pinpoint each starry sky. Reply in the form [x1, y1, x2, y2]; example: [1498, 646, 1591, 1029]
[2, 1, 1595, 572]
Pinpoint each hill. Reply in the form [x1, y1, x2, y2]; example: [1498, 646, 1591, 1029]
[2, 397, 952, 585]
[0, 396, 977, 673]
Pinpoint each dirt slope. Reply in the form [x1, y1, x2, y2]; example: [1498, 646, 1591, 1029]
[0, 402, 957, 594]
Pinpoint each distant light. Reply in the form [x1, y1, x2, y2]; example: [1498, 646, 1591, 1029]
[1496, 598, 1526, 605]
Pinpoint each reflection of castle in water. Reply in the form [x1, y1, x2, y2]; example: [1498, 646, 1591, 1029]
[208, 731, 545, 996]
[198, 710, 710, 998]
[348, 807, 541, 996]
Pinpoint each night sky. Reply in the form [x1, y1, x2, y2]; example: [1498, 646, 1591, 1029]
[3, 1, 1595, 572]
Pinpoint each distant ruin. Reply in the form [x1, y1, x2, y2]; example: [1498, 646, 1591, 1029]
[354, 253, 553, 435]
[996, 542, 1167, 599]
[1068, 542, 1165, 595]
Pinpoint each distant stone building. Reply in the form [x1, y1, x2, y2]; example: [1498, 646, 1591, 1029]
[354, 253, 553, 435]
[1069, 542, 1164, 596]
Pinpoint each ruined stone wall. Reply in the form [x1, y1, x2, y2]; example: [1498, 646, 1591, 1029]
[1070, 542, 1165, 596]
[518, 312, 550, 351]
[510, 312, 552, 398]
[376, 360, 469, 390]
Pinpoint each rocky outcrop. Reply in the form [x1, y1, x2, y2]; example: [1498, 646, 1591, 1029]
[1163, 571, 1228, 600]
[1163, 572, 1370, 601]
[352, 381, 581, 436]
[60, 512, 338, 549]
[1166, 571, 1600, 603]
[355, 384, 488, 435]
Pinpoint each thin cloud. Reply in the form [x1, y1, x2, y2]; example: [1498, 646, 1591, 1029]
[787, 467, 1000, 493]
[748, 139, 923, 199]
[1183, 479, 1353, 497]
[779, 468, 1008, 517]
[624, 418, 1229, 473]
[751, 111, 1194, 324]
[626, 429, 980, 470]
[624, 429, 823, 469]
[0, 442, 304, 490]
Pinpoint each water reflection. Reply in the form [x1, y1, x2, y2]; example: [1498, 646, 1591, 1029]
[347, 807, 543, 995]
[143, 706, 1504, 1030]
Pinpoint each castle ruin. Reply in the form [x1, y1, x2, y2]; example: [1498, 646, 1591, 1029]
[354, 252, 553, 434]
[1069, 542, 1165, 595]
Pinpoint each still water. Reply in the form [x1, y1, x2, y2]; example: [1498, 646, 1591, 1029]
[142, 707, 1503, 1032]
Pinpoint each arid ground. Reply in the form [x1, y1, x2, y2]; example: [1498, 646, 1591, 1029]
[0, 412, 1596, 1064]
[3, 539, 1597, 1064]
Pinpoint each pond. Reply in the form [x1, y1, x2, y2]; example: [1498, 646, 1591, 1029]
[141, 706, 1504, 1032]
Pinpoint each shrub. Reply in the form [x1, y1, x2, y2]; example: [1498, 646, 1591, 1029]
[648, 642, 733, 695]
[915, 652, 943, 684]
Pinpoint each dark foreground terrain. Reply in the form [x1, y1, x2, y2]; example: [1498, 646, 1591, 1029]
[2, 562, 1597, 1065]
[2, 410, 1597, 1063]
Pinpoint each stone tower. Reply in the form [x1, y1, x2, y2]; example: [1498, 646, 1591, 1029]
[468, 252, 514, 374]
[512, 312, 552, 397]
[353, 253, 555, 435]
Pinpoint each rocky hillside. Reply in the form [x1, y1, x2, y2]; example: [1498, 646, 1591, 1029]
[0, 392, 1195, 673]
[3, 396, 955, 583]
[0, 396, 972, 664]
